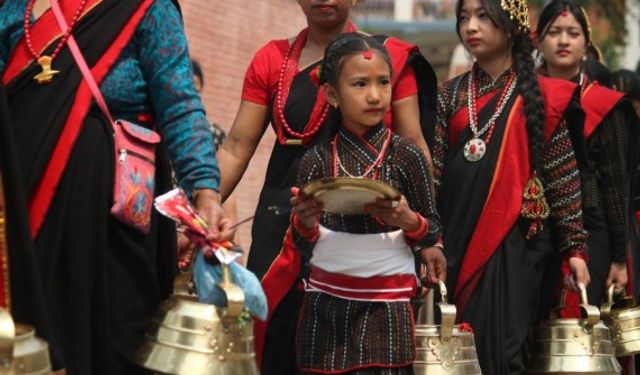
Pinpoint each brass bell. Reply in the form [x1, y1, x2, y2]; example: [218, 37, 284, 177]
[527, 286, 621, 374]
[134, 264, 259, 375]
[413, 281, 482, 374]
[601, 285, 640, 357]
[0, 308, 53, 375]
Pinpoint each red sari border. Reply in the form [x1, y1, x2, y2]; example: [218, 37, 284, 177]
[581, 82, 624, 139]
[253, 227, 302, 369]
[448, 88, 499, 147]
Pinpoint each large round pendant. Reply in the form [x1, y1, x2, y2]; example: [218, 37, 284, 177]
[464, 138, 487, 162]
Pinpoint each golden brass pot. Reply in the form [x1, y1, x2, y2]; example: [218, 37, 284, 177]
[413, 282, 482, 374]
[527, 286, 621, 374]
[0, 308, 52, 375]
[601, 285, 640, 357]
[134, 264, 259, 375]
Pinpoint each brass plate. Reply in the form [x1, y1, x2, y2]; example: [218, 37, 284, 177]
[301, 177, 401, 214]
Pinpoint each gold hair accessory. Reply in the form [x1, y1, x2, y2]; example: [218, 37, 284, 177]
[352, 0, 358, 6]
[500, 0, 530, 32]
[579, 6, 593, 43]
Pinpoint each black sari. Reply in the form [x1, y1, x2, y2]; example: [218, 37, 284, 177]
[434, 70, 586, 374]
[0, 83, 58, 362]
[2, 1, 176, 373]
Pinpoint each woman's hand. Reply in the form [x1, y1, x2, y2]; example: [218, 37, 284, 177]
[193, 188, 234, 242]
[176, 188, 232, 269]
[606, 262, 628, 293]
[290, 187, 323, 229]
[364, 196, 418, 231]
[418, 246, 447, 286]
[565, 256, 590, 292]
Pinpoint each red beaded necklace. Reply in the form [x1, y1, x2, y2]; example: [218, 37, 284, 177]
[274, 22, 357, 146]
[23, 0, 89, 84]
[332, 128, 392, 180]
[468, 66, 517, 145]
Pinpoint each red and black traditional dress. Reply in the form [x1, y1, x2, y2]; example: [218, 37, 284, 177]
[242, 27, 438, 374]
[570, 73, 637, 305]
[433, 65, 588, 374]
[0, 0, 217, 373]
[292, 124, 441, 374]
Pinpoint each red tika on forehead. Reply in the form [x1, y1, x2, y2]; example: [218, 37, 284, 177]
[561, 9, 569, 17]
[362, 50, 373, 60]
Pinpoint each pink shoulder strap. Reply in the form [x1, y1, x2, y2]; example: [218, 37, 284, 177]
[50, 0, 115, 126]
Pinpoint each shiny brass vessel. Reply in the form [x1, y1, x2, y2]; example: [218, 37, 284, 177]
[134, 265, 259, 375]
[413, 282, 482, 374]
[0, 308, 52, 375]
[601, 285, 640, 357]
[527, 287, 621, 374]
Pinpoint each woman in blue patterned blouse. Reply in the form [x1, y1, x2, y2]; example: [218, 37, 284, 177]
[0, 0, 229, 373]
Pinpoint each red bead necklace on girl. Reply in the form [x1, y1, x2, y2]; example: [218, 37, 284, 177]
[274, 22, 357, 146]
[332, 128, 392, 179]
[23, 0, 89, 84]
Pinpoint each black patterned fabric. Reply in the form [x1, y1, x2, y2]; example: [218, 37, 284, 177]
[296, 292, 415, 374]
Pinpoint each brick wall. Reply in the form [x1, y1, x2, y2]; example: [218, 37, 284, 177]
[179, 1, 306, 258]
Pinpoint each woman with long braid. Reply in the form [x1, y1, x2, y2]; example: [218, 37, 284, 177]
[433, 0, 590, 372]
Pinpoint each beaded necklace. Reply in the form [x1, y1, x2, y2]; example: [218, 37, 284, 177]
[23, 0, 89, 84]
[273, 22, 357, 146]
[332, 128, 392, 179]
[464, 66, 518, 162]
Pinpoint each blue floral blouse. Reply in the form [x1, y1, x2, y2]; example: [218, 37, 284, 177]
[0, 0, 219, 193]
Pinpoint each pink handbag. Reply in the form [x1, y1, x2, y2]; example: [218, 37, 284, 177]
[52, 0, 160, 233]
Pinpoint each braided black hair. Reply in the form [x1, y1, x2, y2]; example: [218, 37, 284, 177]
[455, 0, 546, 173]
[318, 32, 393, 87]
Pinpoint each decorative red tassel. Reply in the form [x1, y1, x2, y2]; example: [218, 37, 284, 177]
[520, 172, 550, 239]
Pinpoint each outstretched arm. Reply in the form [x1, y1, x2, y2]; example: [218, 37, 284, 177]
[218, 100, 270, 201]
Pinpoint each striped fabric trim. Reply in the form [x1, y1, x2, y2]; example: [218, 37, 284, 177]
[306, 267, 417, 302]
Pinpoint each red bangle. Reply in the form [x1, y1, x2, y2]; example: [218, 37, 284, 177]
[403, 213, 428, 242]
[292, 212, 319, 240]
[564, 249, 589, 263]
[635, 210, 640, 225]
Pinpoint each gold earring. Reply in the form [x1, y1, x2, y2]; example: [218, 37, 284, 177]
[352, 0, 358, 6]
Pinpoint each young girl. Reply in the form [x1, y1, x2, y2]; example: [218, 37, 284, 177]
[433, 0, 591, 373]
[291, 33, 444, 375]
[536, 0, 638, 306]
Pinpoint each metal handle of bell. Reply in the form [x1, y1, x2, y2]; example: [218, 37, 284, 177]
[577, 284, 601, 328]
[216, 263, 246, 325]
[433, 281, 456, 342]
[0, 308, 15, 369]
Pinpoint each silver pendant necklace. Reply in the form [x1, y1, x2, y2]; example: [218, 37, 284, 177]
[464, 68, 518, 162]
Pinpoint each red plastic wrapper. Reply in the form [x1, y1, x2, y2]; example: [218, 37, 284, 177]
[154, 188, 240, 265]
